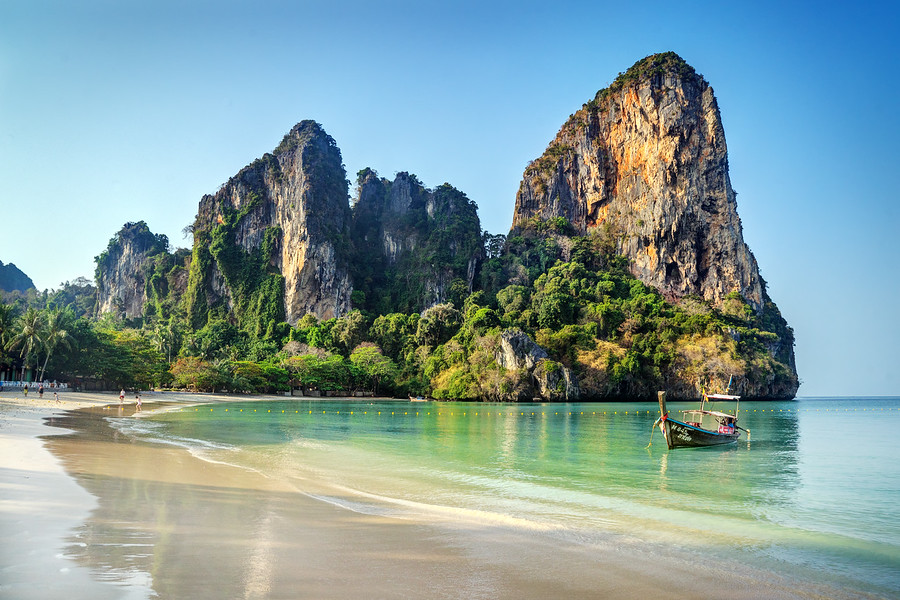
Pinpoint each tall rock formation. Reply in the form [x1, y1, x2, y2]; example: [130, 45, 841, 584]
[509, 52, 797, 398]
[350, 169, 483, 314]
[512, 52, 763, 311]
[185, 121, 352, 330]
[95, 221, 169, 319]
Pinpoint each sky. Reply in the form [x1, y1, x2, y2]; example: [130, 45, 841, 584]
[1, 0, 898, 396]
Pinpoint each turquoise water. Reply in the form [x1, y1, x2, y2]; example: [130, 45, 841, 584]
[116, 396, 900, 597]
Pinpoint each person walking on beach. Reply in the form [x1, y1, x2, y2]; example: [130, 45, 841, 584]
[23, 384, 28, 396]
[54, 391, 60, 403]
[135, 391, 142, 412]
[38, 384, 44, 398]
[119, 388, 125, 404]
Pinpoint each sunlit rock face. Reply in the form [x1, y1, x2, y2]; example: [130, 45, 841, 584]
[512, 52, 763, 311]
[96, 221, 168, 319]
[190, 121, 353, 324]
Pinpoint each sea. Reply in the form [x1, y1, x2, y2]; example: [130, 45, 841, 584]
[107, 396, 900, 598]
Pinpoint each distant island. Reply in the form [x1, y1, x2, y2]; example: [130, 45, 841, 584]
[0, 52, 798, 400]
[0, 261, 35, 294]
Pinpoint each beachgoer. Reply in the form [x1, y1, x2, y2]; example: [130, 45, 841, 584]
[38, 384, 44, 398]
[54, 391, 60, 403]
[135, 393, 142, 412]
[23, 384, 28, 396]
[119, 389, 125, 404]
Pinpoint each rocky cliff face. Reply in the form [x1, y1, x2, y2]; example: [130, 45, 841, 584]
[512, 52, 763, 311]
[186, 121, 352, 328]
[350, 169, 483, 314]
[495, 329, 580, 401]
[509, 52, 797, 398]
[95, 221, 169, 319]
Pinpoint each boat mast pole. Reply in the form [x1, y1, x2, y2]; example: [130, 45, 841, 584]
[657, 391, 673, 449]
[727, 374, 738, 419]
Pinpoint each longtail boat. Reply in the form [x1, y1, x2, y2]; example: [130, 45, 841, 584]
[653, 385, 747, 449]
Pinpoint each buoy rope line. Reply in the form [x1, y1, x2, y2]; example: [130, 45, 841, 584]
[163, 407, 898, 416]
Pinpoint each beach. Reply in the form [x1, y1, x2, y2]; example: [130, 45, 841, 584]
[0, 391, 890, 599]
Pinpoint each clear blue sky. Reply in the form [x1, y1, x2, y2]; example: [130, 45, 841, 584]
[1, 0, 897, 396]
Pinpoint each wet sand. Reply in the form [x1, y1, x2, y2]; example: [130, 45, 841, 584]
[0, 391, 853, 599]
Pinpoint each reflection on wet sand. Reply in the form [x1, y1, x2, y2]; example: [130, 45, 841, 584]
[44, 410, 465, 599]
[41, 406, 821, 600]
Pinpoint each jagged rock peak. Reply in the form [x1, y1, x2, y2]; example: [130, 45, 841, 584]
[273, 120, 337, 156]
[598, 51, 702, 97]
[512, 51, 764, 311]
[95, 221, 169, 319]
[350, 169, 483, 314]
[186, 121, 352, 327]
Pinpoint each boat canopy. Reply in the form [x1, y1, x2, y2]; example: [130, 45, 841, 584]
[705, 393, 740, 401]
[682, 409, 735, 419]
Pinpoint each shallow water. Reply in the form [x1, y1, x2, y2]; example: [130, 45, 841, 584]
[108, 396, 900, 598]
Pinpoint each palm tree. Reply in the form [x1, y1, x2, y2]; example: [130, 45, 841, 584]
[7, 307, 44, 382]
[0, 303, 17, 368]
[38, 308, 75, 382]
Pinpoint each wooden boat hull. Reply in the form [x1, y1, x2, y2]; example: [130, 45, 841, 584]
[659, 417, 740, 449]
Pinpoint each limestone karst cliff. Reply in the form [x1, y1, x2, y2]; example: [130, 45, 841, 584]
[95, 221, 169, 319]
[86, 54, 798, 400]
[101, 122, 486, 333]
[508, 52, 797, 398]
[185, 121, 353, 330]
[513, 52, 762, 311]
[350, 169, 483, 314]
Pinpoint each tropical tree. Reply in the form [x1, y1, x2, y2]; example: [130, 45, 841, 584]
[349, 343, 397, 395]
[6, 307, 44, 381]
[228, 360, 267, 392]
[415, 303, 461, 347]
[331, 310, 367, 355]
[283, 353, 352, 391]
[370, 312, 418, 361]
[38, 308, 75, 381]
[0, 303, 17, 368]
[169, 357, 226, 391]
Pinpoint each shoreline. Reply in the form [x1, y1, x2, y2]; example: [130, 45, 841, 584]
[0, 392, 127, 599]
[0, 392, 877, 599]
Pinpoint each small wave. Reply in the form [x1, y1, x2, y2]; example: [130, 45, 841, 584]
[289, 438, 331, 451]
[302, 481, 562, 533]
[106, 417, 237, 452]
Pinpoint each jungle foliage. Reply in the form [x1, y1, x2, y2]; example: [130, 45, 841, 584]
[4, 206, 795, 399]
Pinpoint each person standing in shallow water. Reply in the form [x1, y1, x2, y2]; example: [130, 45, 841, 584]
[135, 392, 142, 412]
[119, 389, 125, 404]
[38, 384, 44, 398]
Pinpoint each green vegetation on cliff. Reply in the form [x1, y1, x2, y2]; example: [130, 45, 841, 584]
[207, 198, 286, 339]
[7, 213, 795, 399]
[94, 221, 169, 283]
[349, 170, 482, 315]
[592, 51, 703, 108]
